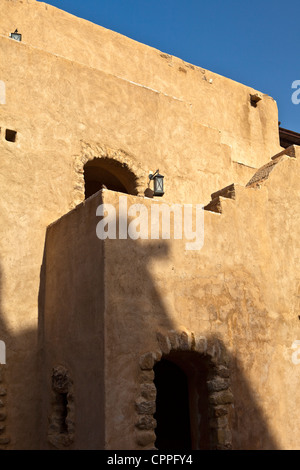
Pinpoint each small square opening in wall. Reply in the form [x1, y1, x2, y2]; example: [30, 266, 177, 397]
[250, 93, 262, 108]
[5, 129, 17, 142]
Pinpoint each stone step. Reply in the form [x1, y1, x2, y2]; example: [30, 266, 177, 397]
[204, 184, 236, 214]
[246, 158, 280, 188]
[211, 183, 236, 201]
[246, 146, 298, 188]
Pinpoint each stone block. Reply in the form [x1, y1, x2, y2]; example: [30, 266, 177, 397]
[140, 383, 156, 401]
[139, 370, 155, 383]
[136, 430, 156, 447]
[135, 415, 156, 430]
[207, 377, 230, 392]
[135, 398, 156, 415]
[209, 390, 234, 405]
[139, 353, 155, 370]
[156, 333, 171, 355]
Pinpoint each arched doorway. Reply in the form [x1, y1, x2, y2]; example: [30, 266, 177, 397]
[84, 158, 138, 199]
[136, 332, 233, 450]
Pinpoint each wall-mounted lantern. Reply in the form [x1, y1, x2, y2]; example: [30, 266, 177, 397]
[149, 169, 164, 197]
[10, 29, 22, 41]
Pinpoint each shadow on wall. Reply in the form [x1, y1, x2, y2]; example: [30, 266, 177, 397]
[36, 190, 280, 450]
[230, 352, 277, 450]
[0, 265, 9, 447]
[0, 263, 41, 449]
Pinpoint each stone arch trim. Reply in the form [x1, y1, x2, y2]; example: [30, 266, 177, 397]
[135, 329, 233, 450]
[72, 141, 147, 208]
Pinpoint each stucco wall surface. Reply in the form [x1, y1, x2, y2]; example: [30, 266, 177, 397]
[0, 0, 294, 449]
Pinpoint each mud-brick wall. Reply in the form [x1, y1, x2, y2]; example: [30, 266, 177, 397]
[40, 193, 105, 449]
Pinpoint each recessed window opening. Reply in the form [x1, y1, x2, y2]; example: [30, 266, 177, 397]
[5, 129, 17, 142]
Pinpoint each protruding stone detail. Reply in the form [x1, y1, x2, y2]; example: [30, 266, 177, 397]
[207, 377, 230, 392]
[153, 350, 162, 363]
[204, 184, 236, 214]
[211, 405, 229, 418]
[211, 183, 236, 201]
[139, 370, 154, 383]
[208, 342, 230, 367]
[140, 383, 156, 401]
[194, 336, 207, 354]
[135, 397, 156, 415]
[136, 430, 156, 447]
[246, 158, 281, 188]
[52, 365, 72, 394]
[168, 330, 180, 350]
[211, 428, 232, 450]
[48, 365, 75, 449]
[209, 415, 228, 429]
[208, 389, 234, 405]
[178, 331, 190, 350]
[214, 365, 230, 378]
[0, 366, 10, 448]
[139, 352, 156, 370]
[156, 333, 171, 355]
[271, 144, 298, 160]
[246, 149, 298, 189]
[135, 415, 156, 431]
[156, 330, 193, 355]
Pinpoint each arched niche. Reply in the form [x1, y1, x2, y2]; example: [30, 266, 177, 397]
[84, 157, 139, 199]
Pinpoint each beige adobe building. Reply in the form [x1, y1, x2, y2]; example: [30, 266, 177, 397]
[0, 0, 300, 450]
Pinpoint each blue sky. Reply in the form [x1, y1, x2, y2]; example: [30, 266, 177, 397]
[42, 0, 299, 132]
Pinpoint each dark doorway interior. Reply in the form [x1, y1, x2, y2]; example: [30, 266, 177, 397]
[84, 158, 138, 199]
[154, 358, 192, 450]
[84, 166, 128, 198]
